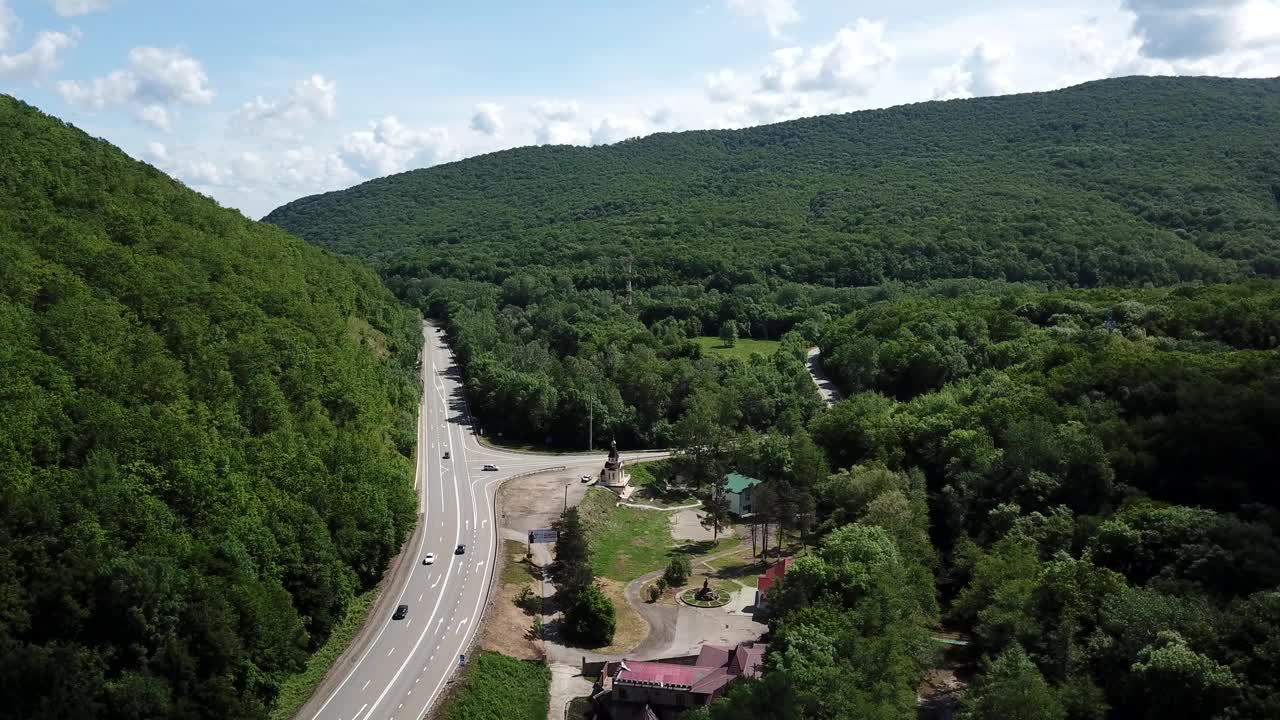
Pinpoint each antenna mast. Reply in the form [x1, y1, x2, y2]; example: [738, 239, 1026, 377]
[624, 255, 634, 306]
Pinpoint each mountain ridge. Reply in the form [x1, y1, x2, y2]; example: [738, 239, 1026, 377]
[266, 75, 1280, 288]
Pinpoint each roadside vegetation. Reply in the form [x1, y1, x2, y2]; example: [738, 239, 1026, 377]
[268, 589, 379, 720]
[437, 651, 550, 720]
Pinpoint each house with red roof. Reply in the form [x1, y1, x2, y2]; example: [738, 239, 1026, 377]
[754, 557, 792, 612]
[597, 643, 765, 720]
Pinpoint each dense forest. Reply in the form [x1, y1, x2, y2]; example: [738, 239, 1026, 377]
[267, 76, 1280, 449]
[0, 97, 422, 719]
[681, 280, 1280, 720]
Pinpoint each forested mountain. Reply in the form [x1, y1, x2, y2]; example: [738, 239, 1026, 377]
[0, 97, 421, 719]
[265, 76, 1280, 451]
[268, 76, 1280, 288]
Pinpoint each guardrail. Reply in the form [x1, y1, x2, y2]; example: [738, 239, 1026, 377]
[420, 464, 567, 719]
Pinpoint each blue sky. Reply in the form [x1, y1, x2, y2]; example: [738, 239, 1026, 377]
[3, 0, 1279, 218]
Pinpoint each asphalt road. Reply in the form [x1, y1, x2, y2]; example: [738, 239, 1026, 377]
[299, 322, 665, 720]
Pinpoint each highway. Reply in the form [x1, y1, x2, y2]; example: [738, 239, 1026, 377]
[298, 322, 665, 720]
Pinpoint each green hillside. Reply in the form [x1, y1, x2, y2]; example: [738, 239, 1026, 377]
[0, 97, 421, 719]
[262, 76, 1280, 450]
[268, 76, 1280, 288]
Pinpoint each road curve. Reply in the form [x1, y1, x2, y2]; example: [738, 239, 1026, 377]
[295, 322, 666, 720]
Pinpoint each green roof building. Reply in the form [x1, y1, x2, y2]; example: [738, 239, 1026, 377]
[723, 472, 762, 515]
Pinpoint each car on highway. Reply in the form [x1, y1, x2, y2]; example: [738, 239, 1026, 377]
[580, 474, 592, 483]
[393, 604, 408, 620]
[422, 553, 435, 565]
[482, 464, 499, 471]
[442, 450, 450, 459]
[455, 544, 466, 555]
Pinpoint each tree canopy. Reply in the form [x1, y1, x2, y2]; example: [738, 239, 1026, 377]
[0, 96, 421, 720]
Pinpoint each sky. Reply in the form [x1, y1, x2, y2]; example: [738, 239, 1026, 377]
[3, 0, 1279, 219]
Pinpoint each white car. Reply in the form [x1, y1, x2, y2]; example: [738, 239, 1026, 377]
[482, 464, 499, 471]
[580, 474, 592, 483]
[422, 553, 435, 565]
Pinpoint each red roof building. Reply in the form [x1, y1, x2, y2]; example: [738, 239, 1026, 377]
[599, 643, 764, 720]
[754, 557, 793, 612]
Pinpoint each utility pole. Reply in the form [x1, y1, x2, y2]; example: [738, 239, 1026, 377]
[624, 256, 634, 306]
[564, 483, 570, 512]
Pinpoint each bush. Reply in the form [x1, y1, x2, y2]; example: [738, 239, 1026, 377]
[665, 556, 692, 586]
[567, 584, 616, 647]
[439, 651, 550, 720]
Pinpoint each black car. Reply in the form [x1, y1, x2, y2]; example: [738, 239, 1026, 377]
[455, 544, 466, 555]
[393, 604, 408, 620]
[442, 450, 450, 459]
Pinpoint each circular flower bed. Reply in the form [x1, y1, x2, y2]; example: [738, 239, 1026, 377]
[679, 588, 731, 608]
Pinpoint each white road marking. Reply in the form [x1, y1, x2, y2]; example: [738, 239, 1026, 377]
[356, 704, 367, 717]
[362, 680, 370, 691]
[387, 647, 395, 657]
[357, 404, 463, 720]
[454, 617, 468, 635]
[430, 575, 441, 589]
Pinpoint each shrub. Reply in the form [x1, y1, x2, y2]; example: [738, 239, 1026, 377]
[664, 556, 692, 586]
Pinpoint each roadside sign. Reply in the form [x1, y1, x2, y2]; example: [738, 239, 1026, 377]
[528, 529, 559, 544]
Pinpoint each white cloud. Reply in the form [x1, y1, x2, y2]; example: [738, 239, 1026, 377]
[137, 104, 171, 131]
[590, 114, 647, 145]
[50, 0, 109, 17]
[340, 116, 457, 177]
[0, 1, 14, 51]
[231, 151, 266, 182]
[706, 69, 750, 103]
[232, 74, 337, 137]
[144, 141, 167, 163]
[182, 159, 233, 187]
[647, 99, 674, 126]
[725, 0, 800, 38]
[0, 29, 76, 80]
[1118, 0, 1280, 63]
[530, 99, 588, 145]
[530, 99, 580, 122]
[469, 102, 503, 135]
[128, 47, 214, 104]
[704, 20, 896, 126]
[278, 146, 359, 190]
[759, 20, 895, 94]
[931, 42, 1014, 100]
[59, 46, 213, 121]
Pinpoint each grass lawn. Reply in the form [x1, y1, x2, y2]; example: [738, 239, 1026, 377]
[629, 461, 697, 508]
[594, 579, 649, 654]
[438, 651, 550, 720]
[578, 488, 749, 583]
[578, 487, 674, 582]
[694, 336, 782, 362]
[268, 588, 378, 720]
[500, 539, 534, 586]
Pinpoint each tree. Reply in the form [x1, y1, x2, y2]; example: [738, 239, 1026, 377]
[962, 644, 1066, 720]
[1129, 631, 1241, 720]
[566, 584, 615, 647]
[719, 320, 739, 348]
[664, 556, 691, 586]
[701, 483, 731, 541]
